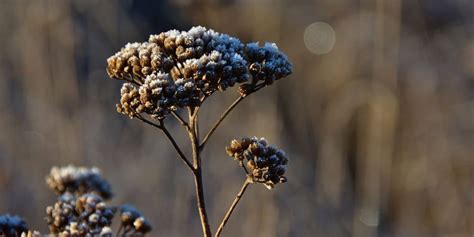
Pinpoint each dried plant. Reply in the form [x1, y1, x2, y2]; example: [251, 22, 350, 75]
[0, 26, 291, 237]
[44, 165, 151, 237]
[106, 26, 292, 237]
[1, 165, 151, 237]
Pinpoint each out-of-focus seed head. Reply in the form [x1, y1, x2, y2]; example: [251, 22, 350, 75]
[45, 193, 116, 236]
[119, 205, 152, 235]
[0, 215, 28, 236]
[106, 26, 292, 120]
[134, 217, 152, 234]
[46, 165, 113, 199]
[226, 137, 289, 189]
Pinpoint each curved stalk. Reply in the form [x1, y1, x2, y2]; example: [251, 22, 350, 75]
[171, 111, 189, 129]
[215, 179, 251, 237]
[200, 96, 244, 149]
[136, 115, 193, 171]
[200, 84, 266, 150]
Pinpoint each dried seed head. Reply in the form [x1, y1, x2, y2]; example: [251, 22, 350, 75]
[117, 83, 142, 118]
[119, 205, 152, 235]
[245, 42, 292, 85]
[106, 26, 292, 120]
[133, 217, 152, 234]
[107, 42, 164, 82]
[138, 72, 177, 119]
[226, 137, 289, 189]
[45, 193, 116, 236]
[46, 165, 113, 199]
[0, 215, 28, 236]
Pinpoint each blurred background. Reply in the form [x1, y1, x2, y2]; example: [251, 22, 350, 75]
[0, 0, 473, 236]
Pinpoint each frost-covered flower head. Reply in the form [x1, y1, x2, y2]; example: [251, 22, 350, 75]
[107, 26, 292, 120]
[0, 214, 28, 236]
[226, 137, 288, 189]
[45, 193, 116, 236]
[46, 165, 113, 199]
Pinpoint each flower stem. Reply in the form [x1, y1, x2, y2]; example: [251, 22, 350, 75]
[188, 108, 212, 237]
[135, 115, 193, 171]
[193, 168, 212, 237]
[171, 111, 190, 128]
[215, 179, 251, 237]
[200, 84, 266, 150]
[160, 121, 194, 170]
[200, 96, 244, 150]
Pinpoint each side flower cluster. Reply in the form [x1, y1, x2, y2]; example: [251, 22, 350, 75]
[107, 26, 292, 120]
[226, 137, 288, 189]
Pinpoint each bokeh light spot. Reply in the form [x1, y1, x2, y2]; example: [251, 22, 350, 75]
[304, 22, 336, 55]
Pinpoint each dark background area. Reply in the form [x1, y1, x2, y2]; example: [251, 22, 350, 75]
[0, 0, 473, 236]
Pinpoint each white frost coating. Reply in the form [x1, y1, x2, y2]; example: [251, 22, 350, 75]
[112, 26, 292, 120]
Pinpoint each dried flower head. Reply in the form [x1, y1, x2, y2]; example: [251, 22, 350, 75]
[245, 42, 292, 84]
[107, 26, 292, 120]
[119, 204, 152, 235]
[46, 165, 113, 199]
[0, 214, 28, 236]
[226, 137, 288, 189]
[45, 193, 116, 236]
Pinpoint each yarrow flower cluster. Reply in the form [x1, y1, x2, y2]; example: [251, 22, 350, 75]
[46, 165, 113, 199]
[107, 26, 292, 120]
[226, 137, 288, 189]
[104, 25, 293, 236]
[119, 205, 152, 235]
[0, 215, 28, 236]
[44, 165, 152, 236]
[45, 193, 115, 236]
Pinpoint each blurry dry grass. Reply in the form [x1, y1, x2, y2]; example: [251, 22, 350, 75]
[0, 0, 473, 236]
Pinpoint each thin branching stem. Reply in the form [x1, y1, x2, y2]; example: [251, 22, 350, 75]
[171, 111, 190, 129]
[160, 121, 194, 170]
[193, 168, 212, 237]
[136, 114, 162, 129]
[200, 84, 265, 150]
[200, 96, 244, 150]
[136, 115, 194, 171]
[215, 179, 251, 237]
[194, 111, 200, 140]
[187, 107, 212, 237]
[240, 161, 249, 175]
[116, 224, 123, 237]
